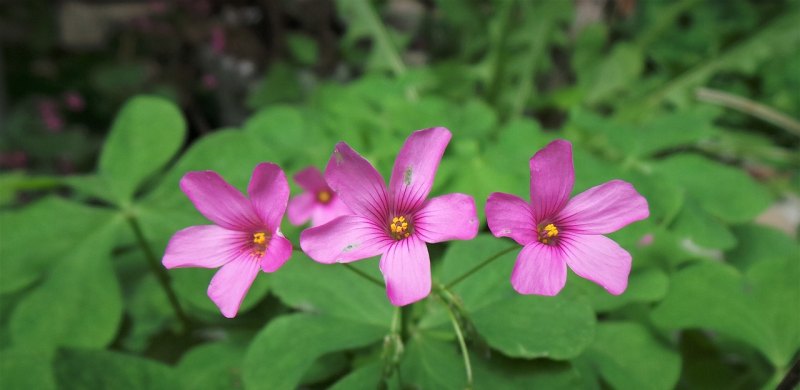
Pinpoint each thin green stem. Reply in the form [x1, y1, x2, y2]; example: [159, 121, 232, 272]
[343, 263, 385, 288]
[126, 215, 191, 333]
[444, 298, 473, 389]
[380, 307, 404, 389]
[446, 245, 518, 289]
[696, 87, 800, 138]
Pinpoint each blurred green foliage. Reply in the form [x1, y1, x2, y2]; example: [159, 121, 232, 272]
[1, 0, 799, 389]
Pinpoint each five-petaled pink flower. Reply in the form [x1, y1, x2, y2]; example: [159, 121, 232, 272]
[287, 166, 352, 227]
[162, 163, 292, 318]
[300, 127, 479, 306]
[486, 140, 649, 296]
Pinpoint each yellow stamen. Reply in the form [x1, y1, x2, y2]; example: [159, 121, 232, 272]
[252, 232, 268, 256]
[389, 215, 412, 240]
[317, 191, 332, 204]
[543, 224, 558, 238]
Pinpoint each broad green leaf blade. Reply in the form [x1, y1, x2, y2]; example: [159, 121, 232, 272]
[652, 257, 800, 367]
[576, 267, 669, 312]
[440, 235, 596, 360]
[582, 322, 681, 390]
[671, 199, 737, 250]
[0, 197, 116, 294]
[9, 219, 124, 350]
[400, 333, 467, 389]
[0, 348, 55, 390]
[329, 361, 385, 390]
[243, 313, 386, 390]
[655, 154, 772, 223]
[177, 342, 245, 390]
[98, 95, 186, 203]
[54, 349, 181, 390]
[270, 254, 393, 327]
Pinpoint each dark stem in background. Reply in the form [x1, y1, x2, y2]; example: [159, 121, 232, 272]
[777, 359, 800, 390]
[446, 245, 518, 289]
[126, 216, 192, 334]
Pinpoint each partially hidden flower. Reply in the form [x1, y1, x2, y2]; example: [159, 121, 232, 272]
[486, 140, 649, 296]
[300, 127, 479, 306]
[287, 166, 352, 227]
[162, 163, 292, 318]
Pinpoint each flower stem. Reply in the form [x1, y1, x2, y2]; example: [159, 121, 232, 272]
[343, 263, 385, 288]
[125, 215, 191, 333]
[443, 297, 473, 389]
[380, 306, 404, 389]
[696, 87, 800, 138]
[445, 245, 518, 289]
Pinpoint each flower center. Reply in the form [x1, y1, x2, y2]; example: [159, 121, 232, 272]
[251, 231, 269, 256]
[389, 216, 412, 240]
[317, 190, 332, 204]
[537, 223, 559, 245]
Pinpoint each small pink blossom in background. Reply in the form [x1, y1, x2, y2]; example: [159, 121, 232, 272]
[148, 0, 168, 14]
[288, 166, 352, 227]
[300, 127, 479, 306]
[202, 73, 218, 90]
[63, 91, 85, 112]
[638, 233, 655, 247]
[162, 163, 293, 318]
[486, 139, 649, 296]
[37, 99, 63, 132]
[211, 26, 226, 54]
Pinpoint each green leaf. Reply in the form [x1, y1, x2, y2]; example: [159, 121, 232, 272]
[10, 220, 124, 350]
[655, 155, 772, 223]
[98, 96, 186, 203]
[0, 197, 116, 294]
[0, 348, 55, 390]
[727, 224, 799, 271]
[170, 267, 270, 317]
[577, 267, 670, 312]
[54, 348, 180, 390]
[440, 235, 596, 360]
[401, 333, 467, 389]
[287, 33, 319, 65]
[671, 199, 737, 250]
[243, 313, 386, 390]
[652, 257, 800, 367]
[583, 43, 643, 104]
[246, 62, 303, 109]
[270, 254, 393, 327]
[122, 275, 175, 352]
[243, 105, 332, 169]
[582, 322, 681, 390]
[329, 361, 384, 390]
[177, 342, 245, 390]
[472, 353, 584, 389]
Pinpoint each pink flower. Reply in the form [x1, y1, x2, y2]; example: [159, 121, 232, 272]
[37, 99, 63, 132]
[162, 163, 292, 318]
[63, 91, 85, 112]
[287, 166, 352, 227]
[211, 26, 225, 54]
[486, 140, 649, 296]
[300, 127, 479, 306]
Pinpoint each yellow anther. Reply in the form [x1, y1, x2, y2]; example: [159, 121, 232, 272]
[317, 191, 331, 203]
[398, 216, 405, 222]
[389, 215, 412, 240]
[393, 217, 399, 223]
[253, 232, 267, 245]
[543, 224, 559, 238]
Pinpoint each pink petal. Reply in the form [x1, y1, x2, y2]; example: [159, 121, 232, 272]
[262, 233, 292, 272]
[559, 233, 631, 295]
[510, 242, 567, 296]
[299, 215, 392, 264]
[557, 179, 649, 235]
[486, 192, 538, 246]
[207, 257, 261, 318]
[529, 139, 574, 222]
[247, 163, 289, 230]
[181, 171, 261, 231]
[389, 127, 451, 212]
[311, 196, 352, 227]
[379, 237, 431, 306]
[287, 192, 315, 226]
[294, 166, 328, 193]
[325, 142, 390, 223]
[162, 225, 246, 269]
[414, 193, 478, 243]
